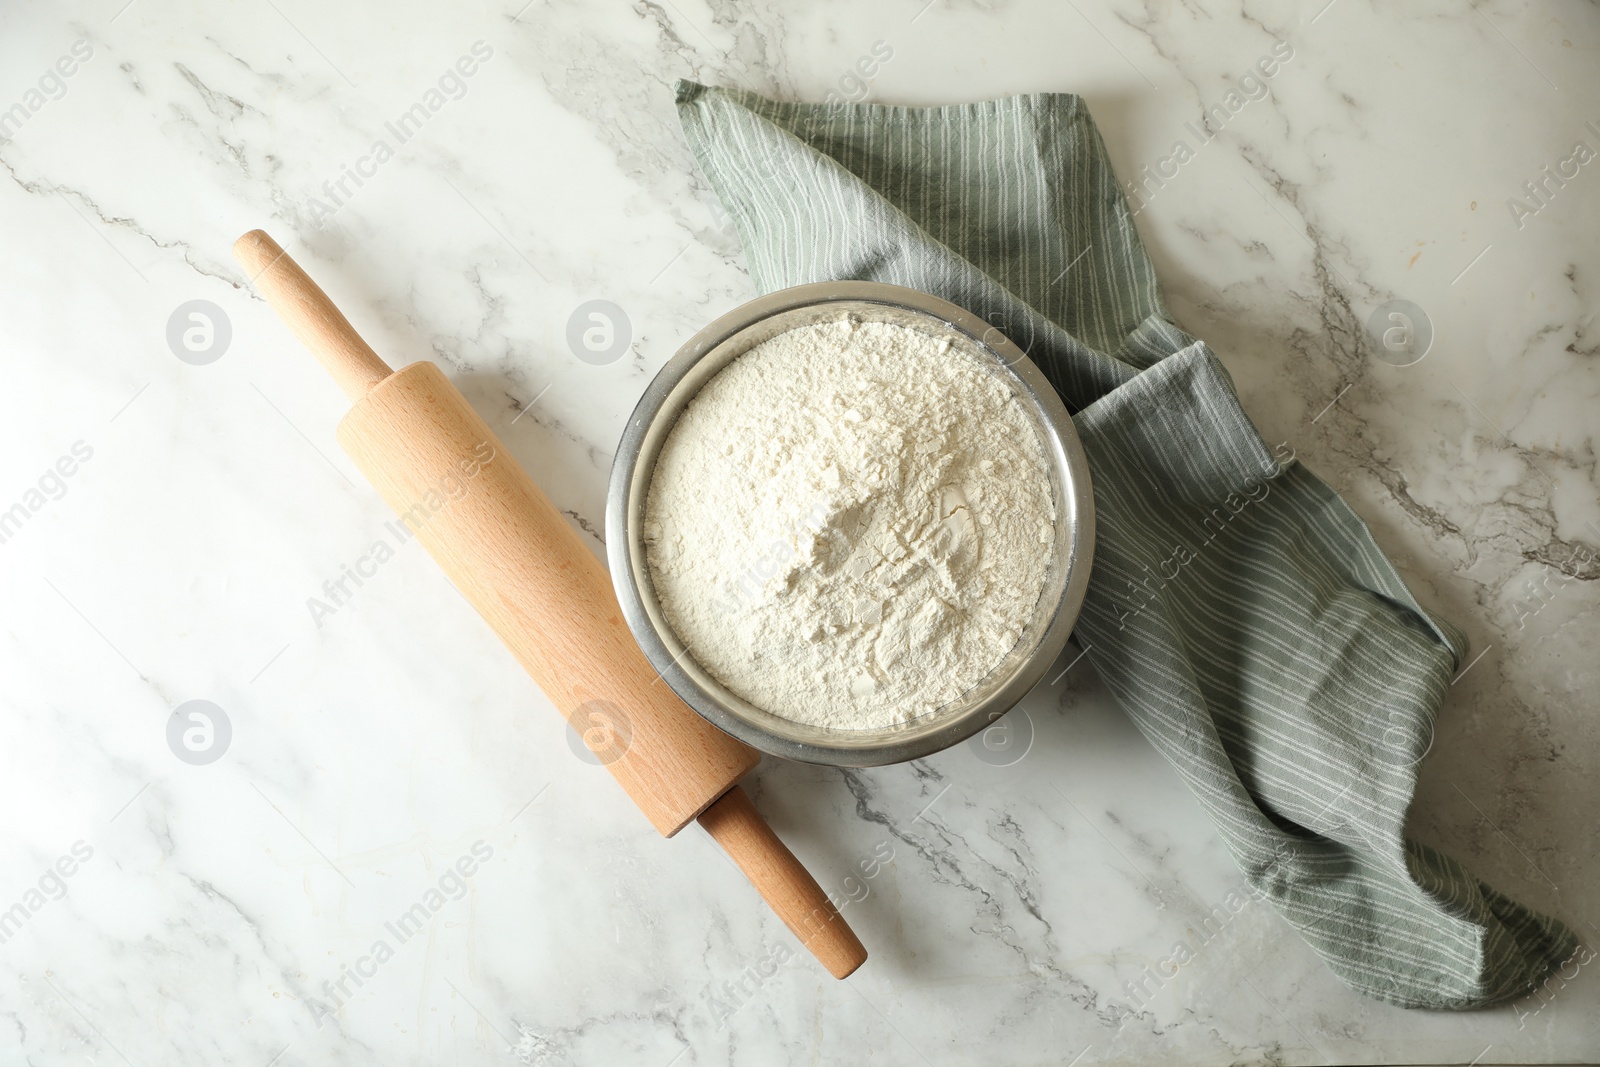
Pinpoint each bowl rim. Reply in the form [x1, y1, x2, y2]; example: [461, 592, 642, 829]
[605, 281, 1095, 767]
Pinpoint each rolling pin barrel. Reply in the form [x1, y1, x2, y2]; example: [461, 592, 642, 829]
[336, 356, 757, 833]
[233, 230, 866, 979]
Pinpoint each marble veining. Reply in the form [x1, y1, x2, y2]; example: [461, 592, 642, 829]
[0, 0, 1595, 1064]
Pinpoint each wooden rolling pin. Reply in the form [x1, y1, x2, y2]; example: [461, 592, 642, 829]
[234, 229, 866, 979]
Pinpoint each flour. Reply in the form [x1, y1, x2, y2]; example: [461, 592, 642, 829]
[643, 317, 1056, 730]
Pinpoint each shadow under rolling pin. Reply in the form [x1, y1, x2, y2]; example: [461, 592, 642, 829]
[233, 229, 866, 979]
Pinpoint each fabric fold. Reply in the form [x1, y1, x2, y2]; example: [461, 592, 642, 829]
[674, 79, 1576, 1008]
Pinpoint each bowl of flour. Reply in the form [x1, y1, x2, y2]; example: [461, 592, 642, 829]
[608, 282, 1094, 766]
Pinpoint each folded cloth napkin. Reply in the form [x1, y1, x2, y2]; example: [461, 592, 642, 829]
[674, 80, 1577, 1009]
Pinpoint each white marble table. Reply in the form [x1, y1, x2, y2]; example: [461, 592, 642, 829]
[1, 1, 1596, 1063]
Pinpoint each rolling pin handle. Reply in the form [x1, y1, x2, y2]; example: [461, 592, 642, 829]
[232, 229, 393, 402]
[698, 785, 868, 979]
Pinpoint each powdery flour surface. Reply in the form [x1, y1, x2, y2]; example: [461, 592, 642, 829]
[643, 318, 1056, 730]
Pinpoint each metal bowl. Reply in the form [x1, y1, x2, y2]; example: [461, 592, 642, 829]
[606, 281, 1094, 767]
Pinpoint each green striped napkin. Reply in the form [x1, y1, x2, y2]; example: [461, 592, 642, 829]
[674, 80, 1577, 1008]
